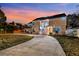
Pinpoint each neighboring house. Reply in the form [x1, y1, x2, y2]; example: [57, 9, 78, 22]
[30, 13, 67, 35]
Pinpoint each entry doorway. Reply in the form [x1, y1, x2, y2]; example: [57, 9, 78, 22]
[39, 19, 49, 35]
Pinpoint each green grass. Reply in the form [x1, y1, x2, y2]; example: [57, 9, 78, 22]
[53, 35, 79, 56]
[0, 35, 33, 50]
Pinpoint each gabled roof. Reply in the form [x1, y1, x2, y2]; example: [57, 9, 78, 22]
[34, 13, 66, 21]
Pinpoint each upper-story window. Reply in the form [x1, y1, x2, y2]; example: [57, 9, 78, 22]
[61, 17, 66, 21]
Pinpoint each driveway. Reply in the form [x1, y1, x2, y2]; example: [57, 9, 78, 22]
[0, 35, 65, 56]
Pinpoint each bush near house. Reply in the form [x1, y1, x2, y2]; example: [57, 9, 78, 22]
[53, 35, 79, 56]
[0, 35, 33, 50]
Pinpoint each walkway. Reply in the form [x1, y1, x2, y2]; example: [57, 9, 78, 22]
[0, 35, 65, 56]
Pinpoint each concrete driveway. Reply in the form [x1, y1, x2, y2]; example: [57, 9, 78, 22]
[0, 35, 65, 56]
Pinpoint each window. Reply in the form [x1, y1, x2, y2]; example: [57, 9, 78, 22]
[61, 17, 66, 21]
[53, 26, 61, 33]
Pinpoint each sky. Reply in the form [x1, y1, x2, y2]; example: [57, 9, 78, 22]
[0, 3, 79, 24]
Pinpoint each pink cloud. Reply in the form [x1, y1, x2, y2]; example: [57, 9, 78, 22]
[2, 8, 60, 24]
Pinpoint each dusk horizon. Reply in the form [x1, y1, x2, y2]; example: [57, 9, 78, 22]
[0, 3, 79, 24]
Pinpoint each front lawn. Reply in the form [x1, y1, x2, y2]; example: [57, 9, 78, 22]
[0, 35, 33, 50]
[53, 35, 79, 56]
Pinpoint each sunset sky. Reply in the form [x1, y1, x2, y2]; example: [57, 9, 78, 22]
[0, 3, 79, 24]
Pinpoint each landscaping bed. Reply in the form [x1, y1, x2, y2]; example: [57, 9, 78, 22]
[0, 35, 33, 50]
[53, 35, 79, 56]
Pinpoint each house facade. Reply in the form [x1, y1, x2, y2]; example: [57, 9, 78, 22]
[26, 13, 66, 35]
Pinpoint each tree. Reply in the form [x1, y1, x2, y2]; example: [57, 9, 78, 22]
[0, 6, 7, 33]
[5, 24, 14, 33]
[0, 8, 6, 23]
[67, 14, 79, 29]
[15, 23, 23, 30]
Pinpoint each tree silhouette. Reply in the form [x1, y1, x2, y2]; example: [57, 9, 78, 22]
[5, 24, 14, 33]
[0, 6, 7, 33]
[0, 8, 6, 23]
[67, 14, 79, 29]
[15, 23, 23, 30]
